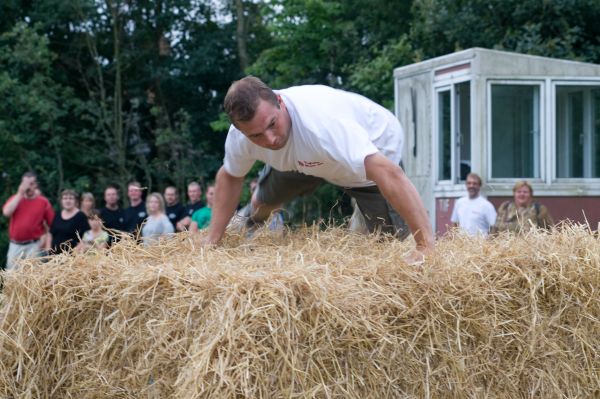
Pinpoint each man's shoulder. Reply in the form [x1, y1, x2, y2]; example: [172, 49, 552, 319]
[479, 196, 495, 206]
[281, 85, 377, 108]
[226, 124, 244, 138]
[225, 125, 255, 155]
[123, 203, 146, 218]
[100, 206, 123, 214]
[280, 85, 356, 111]
[455, 196, 470, 205]
[127, 202, 146, 211]
[186, 201, 203, 210]
[32, 195, 51, 205]
[185, 202, 203, 216]
[18, 195, 51, 209]
[166, 203, 184, 211]
[279, 84, 331, 94]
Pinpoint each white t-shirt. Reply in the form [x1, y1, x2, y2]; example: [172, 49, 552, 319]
[450, 195, 497, 236]
[223, 85, 404, 188]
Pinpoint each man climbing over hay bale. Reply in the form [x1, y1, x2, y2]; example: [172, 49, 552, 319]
[205, 76, 434, 263]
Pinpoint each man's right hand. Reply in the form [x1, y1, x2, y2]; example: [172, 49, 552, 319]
[18, 176, 35, 196]
[17, 180, 29, 196]
[200, 235, 219, 248]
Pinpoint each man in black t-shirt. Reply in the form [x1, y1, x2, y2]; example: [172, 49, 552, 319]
[99, 185, 125, 245]
[164, 186, 186, 230]
[123, 181, 147, 235]
[99, 185, 125, 232]
[176, 181, 204, 231]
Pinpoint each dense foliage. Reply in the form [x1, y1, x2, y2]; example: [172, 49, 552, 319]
[2, 0, 600, 264]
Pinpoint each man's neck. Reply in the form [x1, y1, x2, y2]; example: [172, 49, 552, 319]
[130, 199, 142, 207]
[106, 203, 119, 210]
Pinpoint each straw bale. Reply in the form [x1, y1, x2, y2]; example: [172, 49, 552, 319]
[0, 225, 599, 398]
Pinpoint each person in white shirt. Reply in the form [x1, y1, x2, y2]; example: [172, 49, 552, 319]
[450, 173, 497, 236]
[204, 76, 434, 264]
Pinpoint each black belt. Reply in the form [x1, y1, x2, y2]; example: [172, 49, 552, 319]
[10, 239, 39, 245]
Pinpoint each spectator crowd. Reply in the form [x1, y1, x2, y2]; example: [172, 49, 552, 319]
[2, 172, 216, 270]
[2, 169, 555, 270]
[450, 173, 554, 237]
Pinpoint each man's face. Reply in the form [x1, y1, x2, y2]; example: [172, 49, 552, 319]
[128, 185, 142, 202]
[104, 188, 119, 206]
[164, 188, 178, 206]
[236, 96, 291, 151]
[23, 176, 38, 197]
[205, 186, 215, 207]
[465, 176, 481, 199]
[188, 185, 202, 203]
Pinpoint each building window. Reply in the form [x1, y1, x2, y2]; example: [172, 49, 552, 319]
[436, 82, 471, 182]
[491, 84, 540, 178]
[456, 82, 471, 180]
[437, 90, 451, 181]
[556, 85, 600, 178]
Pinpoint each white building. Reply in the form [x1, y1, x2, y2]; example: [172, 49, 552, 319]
[394, 47, 600, 233]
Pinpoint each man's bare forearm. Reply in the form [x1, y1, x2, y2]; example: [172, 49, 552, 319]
[386, 174, 434, 250]
[365, 153, 434, 250]
[205, 166, 245, 244]
[2, 193, 23, 217]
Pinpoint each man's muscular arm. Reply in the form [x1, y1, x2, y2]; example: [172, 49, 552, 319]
[203, 166, 245, 245]
[364, 153, 434, 262]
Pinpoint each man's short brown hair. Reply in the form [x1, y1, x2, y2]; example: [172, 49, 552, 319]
[224, 76, 279, 125]
[22, 171, 37, 179]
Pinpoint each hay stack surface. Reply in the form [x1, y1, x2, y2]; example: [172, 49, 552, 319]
[0, 226, 599, 398]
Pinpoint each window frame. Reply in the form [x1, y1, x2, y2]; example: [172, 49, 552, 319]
[434, 85, 452, 183]
[486, 80, 546, 183]
[551, 80, 600, 183]
[433, 77, 472, 186]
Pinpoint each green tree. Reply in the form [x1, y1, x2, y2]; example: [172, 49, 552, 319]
[410, 0, 600, 62]
[249, 0, 413, 88]
[0, 22, 77, 195]
[348, 36, 415, 109]
[0, 22, 79, 266]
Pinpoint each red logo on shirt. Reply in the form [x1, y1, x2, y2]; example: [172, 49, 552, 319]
[298, 160, 324, 167]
